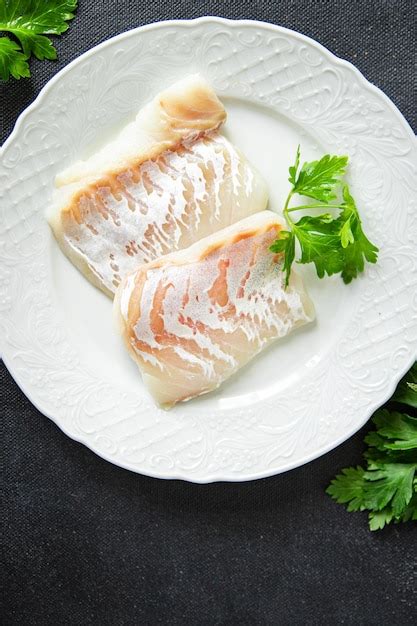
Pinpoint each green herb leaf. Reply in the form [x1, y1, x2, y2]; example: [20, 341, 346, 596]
[327, 362, 417, 531]
[293, 215, 344, 278]
[291, 153, 348, 202]
[288, 144, 300, 187]
[326, 466, 367, 512]
[337, 186, 379, 284]
[270, 230, 295, 287]
[271, 147, 378, 286]
[363, 463, 416, 516]
[392, 362, 417, 408]
[0, 0, 78, 80]
[400, 492, 417, 522]
[368, 492, 417, 529]
[340, 218, 355, 248]
[372, 409, 417, 451]
[368, 508, 394, 531]
[0, 36, 29, 80]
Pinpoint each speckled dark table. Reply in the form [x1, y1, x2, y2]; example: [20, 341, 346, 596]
[2, 2, 416, 624]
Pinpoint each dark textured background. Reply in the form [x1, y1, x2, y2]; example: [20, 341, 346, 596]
[2, 2, 416, 625]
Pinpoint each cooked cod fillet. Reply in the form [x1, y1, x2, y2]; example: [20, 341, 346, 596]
[48, 75, 268, 296]
[114, 211, 315, 408]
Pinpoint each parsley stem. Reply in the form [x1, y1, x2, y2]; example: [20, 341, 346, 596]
[286, 203, 344, 212]
[283, 190, 294, 213]
[282, 191, 295, 227]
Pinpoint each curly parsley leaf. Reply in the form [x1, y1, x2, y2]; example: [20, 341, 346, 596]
[0, 36, 29, 79]
[270, 147, 378, 286]
[327, 362, 417, 530]
[0, 0, 78, 80]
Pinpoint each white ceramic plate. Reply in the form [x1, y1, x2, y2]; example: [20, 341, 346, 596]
[1, 18, 416, 482]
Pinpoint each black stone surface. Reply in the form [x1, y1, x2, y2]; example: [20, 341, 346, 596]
[2, 2, 416, 625]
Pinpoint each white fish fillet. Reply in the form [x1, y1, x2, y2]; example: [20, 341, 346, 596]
[114, 211, 315, 408]
[48, 75, 268, 297]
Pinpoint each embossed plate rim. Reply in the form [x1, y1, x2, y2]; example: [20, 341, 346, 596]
[1, 17, 416, 482]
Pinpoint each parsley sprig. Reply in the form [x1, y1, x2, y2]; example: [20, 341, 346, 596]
[327, 363, 417, 530]
[270, 147, 379, 286]
[0, 0, 78, 81]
